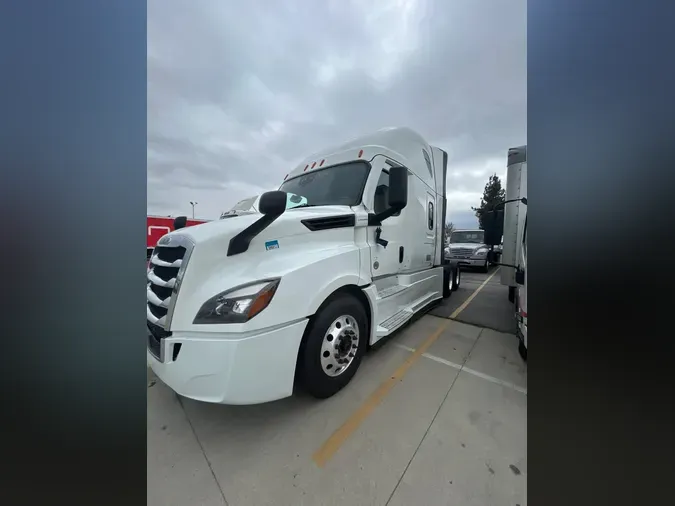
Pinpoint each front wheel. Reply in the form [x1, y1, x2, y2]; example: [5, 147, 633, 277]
[296, 294, 368, 399]
[452, 268, 461, 291]
[481, 259, 489, 273]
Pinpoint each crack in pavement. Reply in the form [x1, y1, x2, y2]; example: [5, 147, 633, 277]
[384, 327, 485, 506]
[177, 395, 230, 506]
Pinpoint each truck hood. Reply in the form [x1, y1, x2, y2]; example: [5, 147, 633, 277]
[158, 205, 362, 330]
[172, 205, 354, 247]
[448, 242, 488, 250]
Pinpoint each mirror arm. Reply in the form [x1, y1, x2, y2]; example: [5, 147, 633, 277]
[491, 262, 519, 269]
[370, 205, 401, 225]
[486, 197, 527, 214]
[375, 207, 396, 223]
[227, 211, 283, 256]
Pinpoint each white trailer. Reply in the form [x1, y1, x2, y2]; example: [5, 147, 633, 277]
[517, 211, 527, 360]
[146, 127, 460, 405]
[493, 145, 527, 361]
[500, 145, 527, 303]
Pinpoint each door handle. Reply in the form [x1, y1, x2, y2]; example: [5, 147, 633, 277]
[375, 227, 389, 248]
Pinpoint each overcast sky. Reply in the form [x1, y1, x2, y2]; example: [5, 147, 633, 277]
[148, 0, 526, 229]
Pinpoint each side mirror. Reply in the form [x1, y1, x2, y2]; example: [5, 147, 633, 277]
[173, 216, 187, 230]
[259, 190, 287, 216]
[483, 209, 504, 246]
[388, 165, 408, 210]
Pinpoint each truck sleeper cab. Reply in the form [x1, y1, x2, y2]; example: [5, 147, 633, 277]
[146, 127, 459, 405]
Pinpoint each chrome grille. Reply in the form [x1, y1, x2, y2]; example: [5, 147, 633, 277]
[450, 247, 474, 257]
[146, 234, 194, 331]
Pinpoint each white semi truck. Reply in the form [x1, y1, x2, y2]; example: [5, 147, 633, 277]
[146, 127, 461, 405]
[219, 193, 312, 220]
[219, 195, 260, 218]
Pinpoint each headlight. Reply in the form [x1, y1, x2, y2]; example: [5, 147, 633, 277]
[193, 279, 280, 324]
[474, 248, 488, 256]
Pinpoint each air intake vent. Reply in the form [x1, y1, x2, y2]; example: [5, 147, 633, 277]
[301, 214, 356, 231]
[146, 235, 194, 333]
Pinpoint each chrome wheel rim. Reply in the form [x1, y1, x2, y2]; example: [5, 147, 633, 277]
[320, 315, 360, 377]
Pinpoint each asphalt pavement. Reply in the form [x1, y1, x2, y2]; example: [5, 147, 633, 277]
[431, 265, 517, 334]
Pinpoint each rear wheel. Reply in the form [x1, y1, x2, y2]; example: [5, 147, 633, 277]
[443, 267, 454, 298]
[296, 294, 368, 399]
[452, 268, 461, 291]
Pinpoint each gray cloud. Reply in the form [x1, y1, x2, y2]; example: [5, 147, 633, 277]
[148, 0, 526, 220]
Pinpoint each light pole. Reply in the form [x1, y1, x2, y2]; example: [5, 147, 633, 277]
[190, 201, 198, 219]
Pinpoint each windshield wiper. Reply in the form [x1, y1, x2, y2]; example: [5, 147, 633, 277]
[289, 203, 318, 209]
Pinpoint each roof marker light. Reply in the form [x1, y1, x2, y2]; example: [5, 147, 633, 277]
[319, 159, 325, 167]
[304, 164, 309, 172]
[284, 173, 288, 180]
[311, 161, 317, 169]
[358, 149, 364, 158]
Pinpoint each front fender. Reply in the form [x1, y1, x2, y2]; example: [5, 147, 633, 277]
[303, 273, 364, 316]
[174, 243, 367, 333]
[268, 246, 365, 321]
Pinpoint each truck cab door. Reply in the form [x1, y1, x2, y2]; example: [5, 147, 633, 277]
[367, 158, 409, 278]
[424, 191, 436, 267]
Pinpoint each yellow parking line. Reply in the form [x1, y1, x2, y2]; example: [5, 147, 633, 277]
[312, 267, 500, 468]
[450, 267, 500, 319]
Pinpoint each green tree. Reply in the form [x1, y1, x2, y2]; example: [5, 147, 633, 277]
[472, 174, 505, 230]
[444, 221, 455, 239]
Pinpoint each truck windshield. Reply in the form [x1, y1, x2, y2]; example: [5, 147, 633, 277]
[230, 196, 257, 212]
[450, 231, 484, 244]
[278, 161, 370, 207]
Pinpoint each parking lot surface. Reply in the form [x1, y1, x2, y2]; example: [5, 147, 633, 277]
[147, 266, 527, 506]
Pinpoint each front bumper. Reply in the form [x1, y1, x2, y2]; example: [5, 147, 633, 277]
[147, 319, 309, 405]
[445, 256, 488, 267]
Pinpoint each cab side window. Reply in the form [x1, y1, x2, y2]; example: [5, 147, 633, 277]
[374, 170, 400, 216]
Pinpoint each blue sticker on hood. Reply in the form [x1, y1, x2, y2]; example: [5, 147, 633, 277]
[265, 240, 279, 251]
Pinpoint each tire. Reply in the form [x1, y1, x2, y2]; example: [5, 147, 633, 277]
[296, 294, 368, 399]
[508, 286, 516, 303]
[452, 268, 461, 291]
[443, 267, 453, 298]
[481, 260, 489, 273]
[518, 340, 527, 362]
